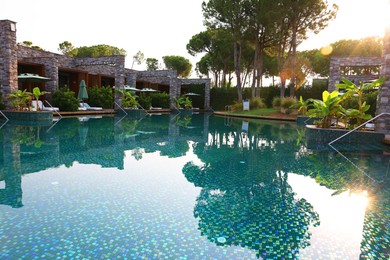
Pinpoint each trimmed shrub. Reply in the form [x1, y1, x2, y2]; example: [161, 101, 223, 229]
[272, 97, 281, 108]
[52, 87, 79, 111]
[250, 97, 267, 109]
[150, 92, 170, 108]
[138, 93, 152, 109]
[87, 86, 114, 108]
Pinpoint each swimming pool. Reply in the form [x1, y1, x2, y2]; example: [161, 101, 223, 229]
[0, 113, 389, 259]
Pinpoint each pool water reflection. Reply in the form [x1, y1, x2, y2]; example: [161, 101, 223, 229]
[0, 114, 389, 259]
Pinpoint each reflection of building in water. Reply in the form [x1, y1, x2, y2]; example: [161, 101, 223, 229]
[0, 114, 211, 208]
[1, 126, 23, 208]
[0, 169, 23, 208]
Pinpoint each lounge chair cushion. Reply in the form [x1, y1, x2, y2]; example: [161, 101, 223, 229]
[80, 102, 103, 111]
[32, 100, 59, 111]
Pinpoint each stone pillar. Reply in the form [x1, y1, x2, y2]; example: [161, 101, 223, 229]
[114, 55, 125, 109]
[169, 71, 178, 109]
[328, 57, 341, 92]
[0, 20, 18, 107]
[376, 25, 390, 132]
[204, 80, 211, 111]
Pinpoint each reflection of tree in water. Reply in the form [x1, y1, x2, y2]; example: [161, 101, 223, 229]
[184, 161, 319, 259]
[183, 119, 320, 258]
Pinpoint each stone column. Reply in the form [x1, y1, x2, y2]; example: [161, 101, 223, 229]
[204, 80, 211, 111]
[0, 20, 18, 107]
[169, 71, 178, 109]
[376, 25, 390, 132]
[114, 55, 125, 109]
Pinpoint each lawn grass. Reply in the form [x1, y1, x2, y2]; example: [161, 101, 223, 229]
[230, 108, 279, 116]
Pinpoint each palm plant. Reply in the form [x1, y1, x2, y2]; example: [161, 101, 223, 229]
[335, 77, 385, 126]
[32, 87, 50, 111]
[116, 88, 138, 108]
[8, 89, 32, 111]
[307, 90, 344, 128]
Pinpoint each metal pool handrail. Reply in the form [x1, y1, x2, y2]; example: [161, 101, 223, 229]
[114, 101, 128, 116]
[328, 113, 390, 145]
[0, 110, 9, 129]
[45, 100, 62, 118]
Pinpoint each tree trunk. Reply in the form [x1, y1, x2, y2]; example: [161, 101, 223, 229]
[234, 42, 243, 102]
[290, 22, 297, 98]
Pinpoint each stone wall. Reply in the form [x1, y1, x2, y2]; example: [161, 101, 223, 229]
[328, 56, 382, 91]
[376, 26, 390, 132]
[180, 78, 211, 110]
[0, 20, 18, 106]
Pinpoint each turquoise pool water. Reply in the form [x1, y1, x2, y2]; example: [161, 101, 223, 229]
[0, 114, 389, 259]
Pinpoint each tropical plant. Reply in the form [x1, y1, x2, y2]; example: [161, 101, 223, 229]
[290, 96, 312, 115]
[335, 77, 385, 126]
[116, 88, 138, 108]
[32, 87, 50, 111]
[8, 89, 32, 111]
[307, 90, 344, 128]
[174, 96, 192, 109]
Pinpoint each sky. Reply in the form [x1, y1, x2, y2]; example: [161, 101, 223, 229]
[1, 0, 389, 74]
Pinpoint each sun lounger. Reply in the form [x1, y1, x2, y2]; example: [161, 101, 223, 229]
[31, 100, 59, 112]
[80, 102, 103, 111]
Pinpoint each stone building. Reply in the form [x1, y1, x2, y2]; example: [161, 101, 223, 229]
[0, 20, 211, 110]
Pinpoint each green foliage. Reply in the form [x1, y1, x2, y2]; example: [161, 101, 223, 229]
[52, 87, 79, 112]
[58, 41, 77, 57]
[162, 55, 193, 78]
[296, 79, 328, 100]
[138, 93, 152, 109]
[330, 37, 382, 57]
[210, 87, 236, 110]
[150, 92, 170, 108]
[116, 88, 138, 108]
[87, 86, 114, 108]
[307, 90, 344, 128]
[32, 87, 50, 111]
[281, 97, 297, 109]
[0, 92, 5, 110]
[290, 96, 312, 115]
[336, 77, 385, 126]
[75, 44, 126, 58]
[174, 96, 192, 109]
[250, 98, 267, 109]
[7, 89, 32, 111]
[146, 58, 159, 71]
[272, 97, 281, 108]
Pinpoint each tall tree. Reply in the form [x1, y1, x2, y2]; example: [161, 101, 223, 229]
[187, 29, 234, 87]
[282, 0, 337, 97]
[58, 41, 77, 57]
[75, 44, 126, 58]
[244, 0, 280, 99]
[202, 0, 248, 102]
[162, 55, 193, 78]
[131, 51, 144, 69]
[146, 58, 159, 71]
